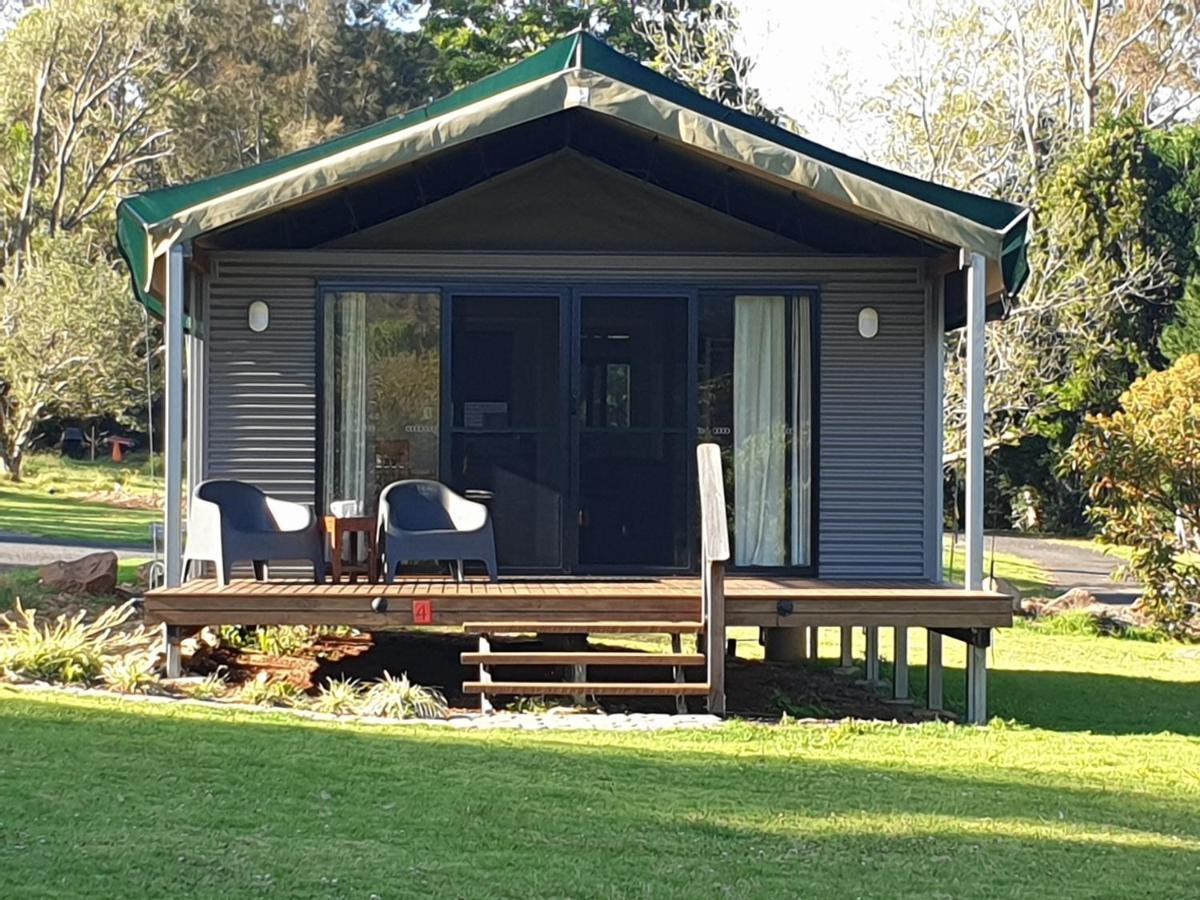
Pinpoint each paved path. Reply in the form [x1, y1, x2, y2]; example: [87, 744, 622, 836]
[0, 531, 152, 573]
[958, 534, 1141, 604]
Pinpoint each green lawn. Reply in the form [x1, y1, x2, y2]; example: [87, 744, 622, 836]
[944, 539, 1054, 597]
[0, 453, 159, 545]
[2, 624, 1198, 898]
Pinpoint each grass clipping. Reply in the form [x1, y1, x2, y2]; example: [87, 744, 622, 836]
[0, 600, 156, 687]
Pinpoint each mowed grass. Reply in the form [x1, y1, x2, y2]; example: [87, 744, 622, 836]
[0, 453, 159, 545]
[3, 624, 1199, 898]
[944, 537, 1055, 597]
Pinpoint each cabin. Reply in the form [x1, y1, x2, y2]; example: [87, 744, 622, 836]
[118, 33, 1027, 721]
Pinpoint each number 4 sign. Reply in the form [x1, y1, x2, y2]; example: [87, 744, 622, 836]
[412, 599, 433, 625]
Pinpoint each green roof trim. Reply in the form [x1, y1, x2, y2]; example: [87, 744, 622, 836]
[117, 31, 1030, 312]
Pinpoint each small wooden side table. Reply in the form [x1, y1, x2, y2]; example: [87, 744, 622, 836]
[322, 515, 378, 584]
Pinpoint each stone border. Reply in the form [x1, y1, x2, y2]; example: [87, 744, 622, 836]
[1, 681, 725, 731]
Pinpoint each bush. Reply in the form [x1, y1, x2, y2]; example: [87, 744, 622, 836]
[237, 672, 304, 708]
[313, 677, 365, 715]
[0, 601, 154, 684]
[361, 672, 448, 719]
[1068, 355, 1200, 629]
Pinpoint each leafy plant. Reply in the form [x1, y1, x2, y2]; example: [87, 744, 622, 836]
[0, 601, 154, 684]
[361, 671, 448, 720]
[237, 672, 304, 708]
[313, 677, 365, 715]
[1068, 355, 1200, 629]
[184, 671, 229, 701]
[101, 651, 161, 694]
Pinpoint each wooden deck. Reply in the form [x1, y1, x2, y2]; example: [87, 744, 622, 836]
[143, 577, 1012, 630]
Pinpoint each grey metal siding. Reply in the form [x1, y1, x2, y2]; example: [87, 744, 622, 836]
[818, 270, 930, 578]
[205, 268, 317, 505]
[203, 252, 934, 578]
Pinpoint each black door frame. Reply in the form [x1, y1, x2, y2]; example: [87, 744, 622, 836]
[569, 286, 698, 575]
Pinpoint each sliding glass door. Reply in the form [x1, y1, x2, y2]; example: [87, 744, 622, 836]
[575, 294, 692, 570]
[323, 290, 440, 514]
[322, 284, 815, 575]
[446, 292, 567, 570]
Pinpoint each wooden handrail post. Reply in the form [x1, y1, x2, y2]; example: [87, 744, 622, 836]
[697, 444, 730, 715]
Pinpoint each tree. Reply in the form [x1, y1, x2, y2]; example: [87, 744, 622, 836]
[0, 0, 186, 279]
[0, 233, 151, 481]
[418, 0, 660, 88]
[1068, 354, 1200, 630]
[635, 0, 783, 123]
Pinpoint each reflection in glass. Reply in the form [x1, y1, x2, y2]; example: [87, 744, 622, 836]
[323, 291, 440, 514]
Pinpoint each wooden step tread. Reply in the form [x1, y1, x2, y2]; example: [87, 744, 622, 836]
[463, 621, 703, 634]
[461, 652, 705, 666]
[463, 681, 711, 696]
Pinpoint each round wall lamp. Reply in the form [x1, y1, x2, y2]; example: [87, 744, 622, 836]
[857, 306, 879, 339]
[247, 300, 270, 333]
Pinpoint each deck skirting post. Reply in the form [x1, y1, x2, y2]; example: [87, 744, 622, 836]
[162, 624, 182, 678]
[966, 636, 989, 725]
[926, 630, 944, 711]
[892, 626, 909, 700]
[478, 634, 493, 713]
[864, 626, 881, 684]
[837, 626, 854, 672]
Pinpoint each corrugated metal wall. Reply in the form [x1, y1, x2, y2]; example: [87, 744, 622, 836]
[205, 267, 318, 505]
[816, 269, 931, 578]
[203, 252, 934, 579]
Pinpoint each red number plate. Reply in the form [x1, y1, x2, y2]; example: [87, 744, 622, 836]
[412, 599, 433, 625]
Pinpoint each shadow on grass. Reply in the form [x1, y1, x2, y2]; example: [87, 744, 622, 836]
[0, 486, 156, 545]
[1, 693, 1196, 898]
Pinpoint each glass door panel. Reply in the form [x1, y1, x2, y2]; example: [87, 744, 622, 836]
[448, 294, 565, 570]
[576, 295, 690, 569]
[323, 290, 441, 515]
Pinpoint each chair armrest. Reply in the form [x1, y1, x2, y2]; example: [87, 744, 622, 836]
[446, 493, 489, 531]
[265, 495, 316, 532]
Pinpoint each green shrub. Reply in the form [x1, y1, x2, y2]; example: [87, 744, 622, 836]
[361, 672, 448, 719]
[101, 651, 161, 694]
[0, 601, 154, 684]
[237, 672, 304, 708]
[313, 676, 364, 715]
[1068, 356, 1200, 630]
[184, 671, 229, 701]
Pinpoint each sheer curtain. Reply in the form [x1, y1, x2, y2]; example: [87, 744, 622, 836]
[733, 295, 787, 566]
[324, 292, 367, 511]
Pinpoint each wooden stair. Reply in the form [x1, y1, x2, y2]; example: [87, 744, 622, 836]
[461, 620, 708, 713]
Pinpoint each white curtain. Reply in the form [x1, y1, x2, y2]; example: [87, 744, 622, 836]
[338, 293, 368, 509]
[734, 296, 787, 566]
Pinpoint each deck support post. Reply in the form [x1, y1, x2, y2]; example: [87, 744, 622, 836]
[763, 626, 807, 663]
[703, 561, 726, 714]
[864, 626, 881, 684]
[477, 634, 493, 713]
[891, 626, 909, 701]
[164, 244, 186, 588]
[671, 633, 688, 714]
[837, 626, 855, 672]
[808, 626, 820, 660]
[966, 641, 988, 724]
[962, 249, 988, 723]
[162, 624, 182, 678]
[926, 630, 944, 711]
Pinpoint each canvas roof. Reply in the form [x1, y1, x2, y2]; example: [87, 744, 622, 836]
[117, 31, 1030, 317]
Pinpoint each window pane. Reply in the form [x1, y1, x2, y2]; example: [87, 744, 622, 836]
[323, 291, 441, 514]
